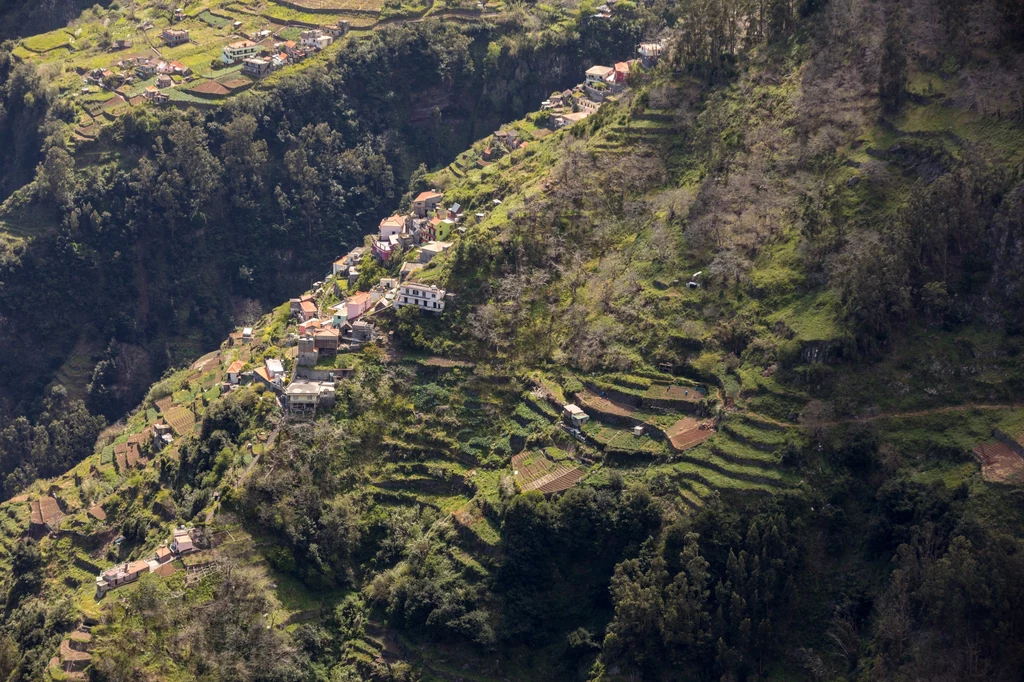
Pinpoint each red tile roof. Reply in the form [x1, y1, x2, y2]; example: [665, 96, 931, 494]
[227, 360, 244, 373]
[413, 191, 442, 202]
[347, 292, 372, 307]
[300, 300, 317, 314]
[127, 559, 150, 574]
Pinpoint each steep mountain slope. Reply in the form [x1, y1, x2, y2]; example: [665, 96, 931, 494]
[0, 13, 642, 489]
[0, 1, 1023, 681]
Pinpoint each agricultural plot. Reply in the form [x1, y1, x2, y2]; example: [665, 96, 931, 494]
[269, 0, 384, 11]
[642, 413, 801, 511]
[972, 436, 1024, 484]
[584, 423, 667, 455]
[21, 31, 73, 53]
[164, 406, 197, 437]
[511, 450, 583, 494]
[197, 10, 231, 27]
[665, 417, 714, 451]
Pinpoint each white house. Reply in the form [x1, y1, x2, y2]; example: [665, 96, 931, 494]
[395, 283, 446, 313]
[585, 65, 615, 86]
[265, 358, 285, 380]
[564, 404, 590, 428]
[222, 40, 258, 64]
[171, 528, 195, 554]
[379, 214, 405, 240]
[300, 29, 324, 48]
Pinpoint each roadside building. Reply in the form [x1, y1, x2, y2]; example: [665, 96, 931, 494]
[395, 283, 446, 313]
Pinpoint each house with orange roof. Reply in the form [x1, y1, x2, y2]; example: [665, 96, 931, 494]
[298, 299, 318, 321]
[379, 214, 406, 239]
[314, 327, 340, 354]
[411, 190, 443, 218]
[227, 360, 245, 384]
[346, 292, 373, 321]
[613, 61, 632, 83]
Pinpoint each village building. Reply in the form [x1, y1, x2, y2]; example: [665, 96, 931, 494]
[144, 86, 168, 103]
[296, 298, 317, 321]
[638, 40, 664, 67]
[242, 58, 272, 79]
[554, 111, 591, 129]
[314, 327, 340, 355]
[297, 335, 319, 367]
[300, 29, 327, 48]
[613, 61, 633, 83]
[136, 61, 157, 78]
[419, 240, 453, 263]
[379, 214, 406, 239]
[227, 360, 244, 384]
[152, 423, 173, 449]
[326, 20, 350, 37]
[563, 404, 590, 428]
[346, 291, 373, 321]
[395, 283, 446, 313]
[161, 28, 189, 46]
[283, 381, 335, 412]
[493, 129, 520, 150]
[156, 74, 173, 88]
[372, 239, 394, 262]
[425, 214, 455, 242]
[265, 358, 286, 381]
[332, 246, 364, 276]
[171, 527, 195, 554]
[290, 294, 314, 315]
[348, 320, 376, 345]
[411, 190, 443, 218]
[222, 40, 258, 64]
[96, 559, 150, 596]
[585, 65, 615, 86]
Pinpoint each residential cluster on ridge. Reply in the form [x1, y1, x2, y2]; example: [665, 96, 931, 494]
[75, 14, 350, 109]
[539, 40, 663, 129]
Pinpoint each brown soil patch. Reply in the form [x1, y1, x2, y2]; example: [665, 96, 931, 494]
[153, 562, 176, 577]
[666, 417, 715, 451]
[972, 441, 1024, 484]
[577, 389, 635, 418]
[155, 396, 174, 414]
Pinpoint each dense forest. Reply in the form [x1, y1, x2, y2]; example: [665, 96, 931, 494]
[0, 0, 1023, 680]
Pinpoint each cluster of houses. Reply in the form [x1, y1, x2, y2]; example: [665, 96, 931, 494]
[370, 190, 461, 272]
[222, 23, 348, 79]
[95, 527, 196, 597]
[84, 55, 192, 96]
[539, 41, 664, 129]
